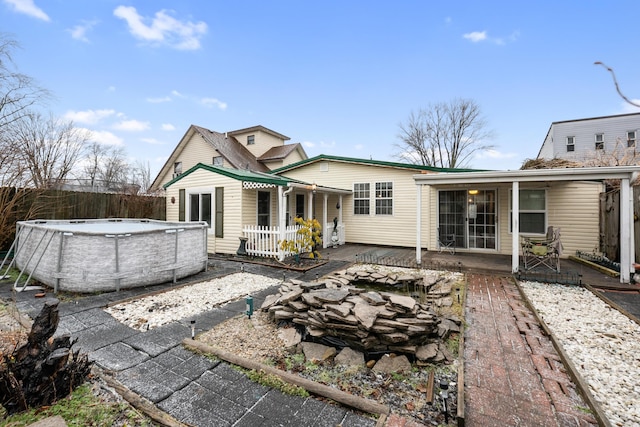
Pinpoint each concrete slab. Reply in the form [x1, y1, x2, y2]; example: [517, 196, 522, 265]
[73, 320, 138, 352]
[124, 322, 189, 357]
[90, 342, 149, 371]
[156, 385, 228, 426]
[196, 367, 269, 408]
[117, 359, 191, 403]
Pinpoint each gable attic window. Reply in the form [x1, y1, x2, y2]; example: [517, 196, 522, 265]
[173, 162, 182, 178]
[213, 156, 223, 166]
[566, 136, 575, 152]
[595, 133, 604, 150]
[627, 130, 637, 148]
[247, 135, 255, 145]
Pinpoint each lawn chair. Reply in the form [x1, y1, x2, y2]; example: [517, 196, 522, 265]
[521, 226, 562, 272]
[437, 227, 456, 255]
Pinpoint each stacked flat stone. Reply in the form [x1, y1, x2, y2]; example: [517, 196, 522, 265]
[261, 268, 461, 363]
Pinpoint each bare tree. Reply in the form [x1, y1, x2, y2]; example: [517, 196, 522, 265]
[594, 62, 640, 109]
[10, 112, 89, 189]
[0, 34, 50, 128]
[129, 160, 153, 194]
[395, 98, 494, 168]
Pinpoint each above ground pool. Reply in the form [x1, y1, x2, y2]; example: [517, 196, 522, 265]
[12, 219, 209, 293]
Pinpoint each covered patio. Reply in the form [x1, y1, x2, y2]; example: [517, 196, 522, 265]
[413, 166, 640, 283]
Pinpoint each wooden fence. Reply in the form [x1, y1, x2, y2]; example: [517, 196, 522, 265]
[0, 187, 165, 251]
[599, 187, 640, 262]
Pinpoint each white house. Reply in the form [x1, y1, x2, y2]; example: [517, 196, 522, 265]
[538, 112, 640, 162]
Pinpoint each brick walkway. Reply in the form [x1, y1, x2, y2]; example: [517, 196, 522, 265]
[463, 274, 598, 427]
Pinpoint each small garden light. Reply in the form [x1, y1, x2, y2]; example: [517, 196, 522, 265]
[245, 295, 254, 319]
[439, 378, 449, 423]
[190, 320, 196, 339]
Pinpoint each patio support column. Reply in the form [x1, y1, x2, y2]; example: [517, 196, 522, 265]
[338, 195, 343, 224]
[620, 177, 632, 283]
[512, 181, 520, 273]
[308, 190, 314, 219]
[322, 193, 328, 248]
[416, 183, 421, 265]
[278, 186, 286, 261]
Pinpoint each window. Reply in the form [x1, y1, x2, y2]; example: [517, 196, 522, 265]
[215, 188, 224, 237]
[375, 182, 393, 215]
[627, 131, 637, 148]
[247, 135, 255, 145]
[353, 183, 370, 215]
[257, 191, 270, 226]
[173, 162, 182, 177]
[295, 194, 305, 219]
[595, 133, 604, 150]
[213, 156, 223, 166]
[566, 136, 575, 152]
[189, 193, 212, 228]
[510, 189, 546, 234]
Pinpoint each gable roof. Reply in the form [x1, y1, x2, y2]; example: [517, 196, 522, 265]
[192, 125, 269, 172]
[227, 125, 290, 141]
[257, 143, 305, 162]
[163, 163, 293, 189]
[271, 154, 486, 174]
[162, 162, 352, 194]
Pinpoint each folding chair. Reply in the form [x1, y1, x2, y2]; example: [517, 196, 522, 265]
[437, 227, 456, 254]
[521, 227, 562, 272]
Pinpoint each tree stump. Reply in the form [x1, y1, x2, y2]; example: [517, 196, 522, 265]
[0, 299, 93, 415]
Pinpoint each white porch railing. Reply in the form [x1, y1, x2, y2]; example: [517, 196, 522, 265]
[323, 222, 345, 248]
[242, 225, 304, 258]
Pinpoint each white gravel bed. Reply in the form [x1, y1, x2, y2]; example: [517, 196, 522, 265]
[520, 281, 640, 427]
[105, 273, 281, 331]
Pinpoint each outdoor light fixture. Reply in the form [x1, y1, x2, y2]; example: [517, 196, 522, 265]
[245, 295, 254, 319]
[190, 320, 196, 339]
[311, 183, 317, 193]
[336, 202, 340, 209]
[468, 189, 479, 195]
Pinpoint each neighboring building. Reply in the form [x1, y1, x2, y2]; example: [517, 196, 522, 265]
[538, 112, 640, 163]
[149, 125, 307, 193]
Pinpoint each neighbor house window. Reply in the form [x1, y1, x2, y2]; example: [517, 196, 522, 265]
[353, 183, 370, 215]
[566, 136, 575, 152]
[213, 156, 223, 166]
[510, 189, 546, 234]
[627, 131, 637, 148]
[189, 192, 212, 228]
[375, 182, 393, 215]
[247, 135, 255, 145]
[595, 133, 604, 150]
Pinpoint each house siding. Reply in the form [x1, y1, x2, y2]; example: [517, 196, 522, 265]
[232, 129, 286, 159]
[158, 133, 219, 190]
[541, 114, 640, 162]
[279, 161, 431, 248]
[164, 169, 243, 254]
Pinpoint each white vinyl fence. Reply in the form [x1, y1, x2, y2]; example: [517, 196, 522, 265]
[242, 225, 305, 258]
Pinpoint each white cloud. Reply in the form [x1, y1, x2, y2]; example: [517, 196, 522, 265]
[302, 141, 316, 148]
[2, 0, 49, 21]
[354, 144, 364, 150]
[161, 123, 175, 131]
[107, 86, 116, 92]
[474, 149, 518, 160]
[141, 137, 164, 145]
[319, 141, 336, 149]
[463, 31, 487, 43]
[113, 119, 150, 131]
[83, 128, 124, 146]
[113, 6, 207, 50]
[171, 90, 184, 97]
[64, 109, 116, 125]
[444, 17, 452, 25]
[463, 30, 519, 45]
[201, 97, 227, 110]
[67, 20, 98, 43]
[147, 96, 171, 103]
[621, 100, 640, 113]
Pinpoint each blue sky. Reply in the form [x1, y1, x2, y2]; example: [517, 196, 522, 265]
[2, 0, 639, 178]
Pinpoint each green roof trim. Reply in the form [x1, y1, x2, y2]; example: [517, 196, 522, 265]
[163, 163, 294, 189]
[270, 154, 488, 174]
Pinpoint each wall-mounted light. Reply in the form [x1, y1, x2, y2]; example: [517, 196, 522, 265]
[171, 196, 176, 204]
[336, 202, 340, 209]
[468, 189, 479, 195]
[311, 183, 317, 193]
